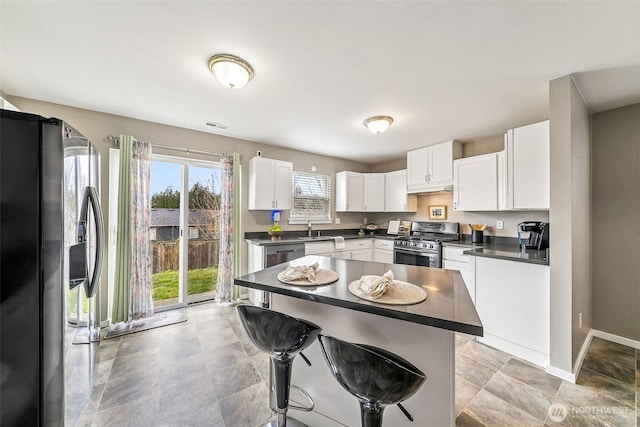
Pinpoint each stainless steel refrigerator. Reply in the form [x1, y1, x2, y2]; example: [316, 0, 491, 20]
[0, 109, 103, 426]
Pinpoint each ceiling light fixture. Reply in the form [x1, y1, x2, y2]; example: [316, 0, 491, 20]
[363, 115, 393, 134]
[208, 54, 254, 89]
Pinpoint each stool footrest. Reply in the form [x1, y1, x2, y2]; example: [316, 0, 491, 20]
[288, 384, 315, 412]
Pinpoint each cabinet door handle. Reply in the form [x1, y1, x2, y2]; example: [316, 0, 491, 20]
[425, 174, 428, 182]
[275, 201, 278, 208]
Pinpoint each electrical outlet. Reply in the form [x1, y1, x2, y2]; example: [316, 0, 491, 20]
[335, 217, 341, 224]
[579, 313, 583, 328]
[364, 217, 367, 224]
[496, 220, 504, 229]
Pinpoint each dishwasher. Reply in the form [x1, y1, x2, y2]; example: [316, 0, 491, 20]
[253, 243, 306, 308]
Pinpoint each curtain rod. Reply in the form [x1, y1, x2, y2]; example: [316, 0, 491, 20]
[105, 135, 224, 158]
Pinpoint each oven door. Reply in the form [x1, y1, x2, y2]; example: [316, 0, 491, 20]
[393, 248, 441, 268]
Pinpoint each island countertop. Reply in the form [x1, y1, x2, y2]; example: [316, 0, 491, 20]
[234, 255, 483, 336]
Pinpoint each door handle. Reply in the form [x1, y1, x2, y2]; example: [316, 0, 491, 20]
[79, 186, 104, 298]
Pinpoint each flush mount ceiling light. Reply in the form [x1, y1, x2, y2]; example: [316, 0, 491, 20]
[363, 115, 394, 134]
[208, 54, 254, 89]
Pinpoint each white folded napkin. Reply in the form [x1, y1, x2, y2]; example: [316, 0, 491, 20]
[333, 236, 346, 250]
[357, 270, 394, 299]
[281, 262, 320, 282]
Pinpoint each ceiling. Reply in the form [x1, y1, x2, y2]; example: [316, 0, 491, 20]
[1, 1, 639, 164]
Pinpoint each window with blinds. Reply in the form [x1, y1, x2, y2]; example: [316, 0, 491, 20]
[290, 171, 332, 223]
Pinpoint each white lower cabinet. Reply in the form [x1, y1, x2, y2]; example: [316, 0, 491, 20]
[334, 249, 371, 261]
[374, 239, 394, 263]
[304, 241, 335, 255]
[305, 239, 373, 261]
[442, 246, 475, 303]
[475, 257, 550, 368]
[335, 239, 373, 261]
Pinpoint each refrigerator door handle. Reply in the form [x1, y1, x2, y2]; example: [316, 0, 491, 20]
[79, 186, 104, 298]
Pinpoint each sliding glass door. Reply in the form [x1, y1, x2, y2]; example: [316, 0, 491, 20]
[150, 156, 221, 310]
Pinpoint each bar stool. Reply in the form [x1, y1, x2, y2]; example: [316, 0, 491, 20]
[318, 334, 427, 427]
[236, 305, 321, 427]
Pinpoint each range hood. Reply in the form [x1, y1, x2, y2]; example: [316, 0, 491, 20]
[406, 184, 453, 194]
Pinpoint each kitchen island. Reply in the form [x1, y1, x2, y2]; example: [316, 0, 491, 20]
[234, 255, 482, 427]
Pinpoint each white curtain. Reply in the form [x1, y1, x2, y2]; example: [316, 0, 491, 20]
[111, 135, 154, 322]
[216, 152, 241, 302]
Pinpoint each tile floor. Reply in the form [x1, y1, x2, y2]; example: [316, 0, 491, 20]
[65, 302, 639, 427]
[454, 334, 638, 426]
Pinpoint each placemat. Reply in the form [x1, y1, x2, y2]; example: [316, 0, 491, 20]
[277, 269, 339, 286]
[348, 279, 427, 305]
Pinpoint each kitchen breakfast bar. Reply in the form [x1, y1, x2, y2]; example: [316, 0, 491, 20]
[234, 255, 483, 427]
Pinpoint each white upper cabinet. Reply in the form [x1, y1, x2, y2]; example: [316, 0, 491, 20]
[248, 157, 293, 210]
[337, 170, 414, 213]
[503, 120, 550, 210]
[407, 140, 462, 193]
[453, 152, 499, 211]
[384, 169, 417, 212]
[335, 171, 365, 212]
[364, 173, 385, 212]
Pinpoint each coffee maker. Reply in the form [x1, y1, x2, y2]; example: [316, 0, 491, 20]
[517, 222, 549, 250]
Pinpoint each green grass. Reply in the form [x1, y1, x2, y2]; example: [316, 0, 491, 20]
[152, 266, 218, 300]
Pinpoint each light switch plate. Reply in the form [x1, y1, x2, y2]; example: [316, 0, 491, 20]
[335, 218, 341, 224]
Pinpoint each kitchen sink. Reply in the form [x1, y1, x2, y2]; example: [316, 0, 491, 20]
[296, 236, 330, 241]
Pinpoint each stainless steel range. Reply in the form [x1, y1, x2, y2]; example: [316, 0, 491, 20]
[393, 221, 460, 268]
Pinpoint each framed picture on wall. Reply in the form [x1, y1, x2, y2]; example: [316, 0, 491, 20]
[428, 205, 447, 220]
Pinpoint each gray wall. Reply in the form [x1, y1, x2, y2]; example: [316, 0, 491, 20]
[592, 103, 640, 341]
[549, 75, 592, 373]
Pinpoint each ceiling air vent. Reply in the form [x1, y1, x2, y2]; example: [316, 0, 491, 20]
[205, 121, 229, 129]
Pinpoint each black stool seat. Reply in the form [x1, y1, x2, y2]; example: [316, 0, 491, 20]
[318, 334, 426, 427]
[236, 305, 321, 427]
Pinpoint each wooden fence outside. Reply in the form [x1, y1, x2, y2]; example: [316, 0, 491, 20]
[152, 240, 220, 273]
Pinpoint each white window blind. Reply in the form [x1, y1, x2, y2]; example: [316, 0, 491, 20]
[290, 171, 332, 223]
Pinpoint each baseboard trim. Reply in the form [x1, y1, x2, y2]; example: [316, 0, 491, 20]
[591, 329, 640, 350]
[477, 335, 549, 369]
[568, 330, 594, 383]
[546, 329, 592, 384]
[546, 329, 640, 384]
[546, 365, 576, 383]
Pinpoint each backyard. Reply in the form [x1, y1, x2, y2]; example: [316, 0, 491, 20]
[152, 266, 218, 300]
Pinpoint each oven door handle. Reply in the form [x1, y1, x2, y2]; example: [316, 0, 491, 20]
[394, 249, 439, 257]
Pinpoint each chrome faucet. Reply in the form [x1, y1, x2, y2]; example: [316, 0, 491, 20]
[307, 221, 312, 237]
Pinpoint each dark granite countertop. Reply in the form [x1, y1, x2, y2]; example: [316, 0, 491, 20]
[462, 247, 549, 265]
[245, 229, 396, 246]
[443, 235, 550, 266]
[234, 256, 483, 336]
